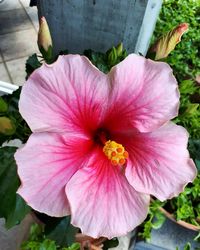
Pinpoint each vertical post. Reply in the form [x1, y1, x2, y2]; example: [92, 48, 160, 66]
[135, 0, 163, 55]
[37, 0, 162, 55]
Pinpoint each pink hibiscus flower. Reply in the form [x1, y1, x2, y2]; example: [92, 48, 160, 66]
[15, 54, 196, 239]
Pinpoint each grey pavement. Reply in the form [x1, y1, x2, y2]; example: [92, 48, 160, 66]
[0, 0, 39, 86]
[0, 1, 38, 249]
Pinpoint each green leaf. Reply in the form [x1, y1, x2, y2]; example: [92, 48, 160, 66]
[22, 239, 57, 250]
[64, 243, 80, 250]
[45, 216, 78, 247]
[26, 54, 42, 79]
[28, 223, 44, 241]
[121, 49, 128, 59]
[184, 103, 199, 116]
[22, 223, 80, 250]
[176, 199, 194, 221]
[0, 147, 30, 228]
[194, 231, 200, 241]
[138, 199, 166, 241]
[138, 220, 152, 242]
[84, 45, 128, 74]
[84, 50, 109, 73]
[174, 79, 200, 139]
[168, 173, 200, 226]
[195, 159, 200, 172]
[40, 239, 57, 250]
[59, 49, 68, 56]
[179, 80, 198, 95]
[189, 139, 200, 171]
[103, 238, 119, 250]
[151, 211, 166, 229]
[184, 242, 191, 250]
[6, 194, 31, 228]
[0, 97, 8, 113]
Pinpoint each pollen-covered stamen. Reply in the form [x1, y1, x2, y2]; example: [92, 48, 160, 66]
[103, 140, 129, 166]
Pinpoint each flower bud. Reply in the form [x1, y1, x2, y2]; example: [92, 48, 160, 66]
[38, 16, 53, 54]
[0, 117, 15, 135]
[107, 47, 118, 66]
[150, 23, 189, 60]
[116, 43, 123, 57]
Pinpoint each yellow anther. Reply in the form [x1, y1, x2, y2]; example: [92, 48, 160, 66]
[123, 151, 129, 158]
[119, 158, 125, 165]
[103, 140, 128, 166]
[111, 151, 117, 157]
[117, 147, 123, 153]
[111, 159, 118, 166]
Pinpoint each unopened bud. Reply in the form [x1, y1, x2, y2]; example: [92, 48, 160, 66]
[38, 16, 53, 53]
[108, 47, 118, 66]
[0, 117, 15, 135]
[116, 43, 123, 57]
[150, 23, 189, 60]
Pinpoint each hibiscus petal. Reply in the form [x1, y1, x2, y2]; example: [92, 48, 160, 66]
[20, 55, 108, 134]
[120, 122, 197, 201]
[65, 149, 149, 239]
[15, 132, 93, 216]
[104, 54, 179, 133]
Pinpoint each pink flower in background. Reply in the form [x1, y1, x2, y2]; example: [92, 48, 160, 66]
[15, 54, 196, 239]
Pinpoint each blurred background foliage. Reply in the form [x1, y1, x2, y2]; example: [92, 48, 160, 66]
[153, 0, 200, 139]
[152, 0, 200, 82]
